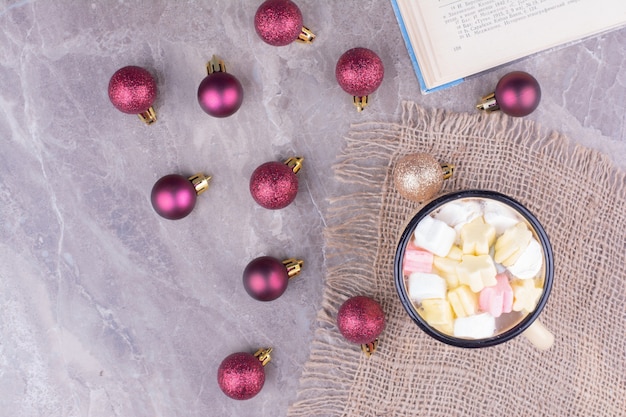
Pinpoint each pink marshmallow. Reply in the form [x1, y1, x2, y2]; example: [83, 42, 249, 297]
[403, 243, 434, 275]
[478, 273, 513, 318]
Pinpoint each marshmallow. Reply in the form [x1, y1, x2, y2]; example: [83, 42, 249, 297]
[511, 279, 543, 312]
[420, 299, 454, 335]
[434, 201, 481, 228]
[460, 216, 496, 256]
[408, 272, 447, 302]
[433, 256, 461, 289]
[403, 244, 434, 275]
[413, 216, 456, 257]
[494, 222, 532, 266]
[453, 312, 496, 339]
[483, 201, 520, 235]
[456, 254, 497, 293]
[448, 285, 478, 318]
[479, 273, 513, 318]
[507, 238, 543, 279]
[446, 245, 463, 261]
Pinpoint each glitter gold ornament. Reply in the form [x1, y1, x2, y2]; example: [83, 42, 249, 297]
[393, 153, 454, 203]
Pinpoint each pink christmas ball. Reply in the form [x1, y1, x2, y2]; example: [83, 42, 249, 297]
[217, 352, 266, 400]
[255, 0, 303, 46]
[150, 174, 197, 220]
[108, 66, 157, 114]
[335, 48, 384, 97]
[494, 71, 541, 117]
[197, 72, 244, 118]
[243, 256, 290, 301]
[249, 161, 298, 210]
[337, 296, 385, 345]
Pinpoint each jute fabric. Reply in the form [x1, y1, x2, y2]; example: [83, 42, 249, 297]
[288, 102, 626, 417]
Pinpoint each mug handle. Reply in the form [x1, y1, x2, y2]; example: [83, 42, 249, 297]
[522, 319, 554, 350]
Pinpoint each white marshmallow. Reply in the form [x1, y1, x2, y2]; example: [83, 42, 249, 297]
[435, 201, 482, 230]
[453, 312, 496, 339]
[483, 201, 521, 235]
[507, 238, 543, 279]
[408, 272, 447, 302]
[413, 216, 457, 257]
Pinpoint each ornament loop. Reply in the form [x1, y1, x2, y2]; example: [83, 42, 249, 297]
[188, 173, 212, 195]
[207, 55, 227, 74]
[282, 258, 304, 278]
[297, 26, 316, 43]
[361, 339, 379, 357]
[254, 347, 273, 366]
[284, 157, 304, 174]
[138, 106, 157, 125]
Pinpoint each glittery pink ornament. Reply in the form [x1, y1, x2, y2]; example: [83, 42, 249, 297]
[337, 296, 385, 345]
[217, 348, 272, 400]
[335, 48, 384, 112]
[254, 0, 315, 46]
[249, 157, 303, 210]
[243, 256, 303, 301]
[477, 71, 541, 117]
[197, 56, 244, 118]
[150, 173, 211, 220]
[108, 66, 157, 124]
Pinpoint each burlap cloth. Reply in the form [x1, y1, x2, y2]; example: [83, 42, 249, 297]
[288, 102, 626, 416]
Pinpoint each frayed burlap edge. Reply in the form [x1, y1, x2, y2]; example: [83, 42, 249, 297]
[287, 101, 626, 417]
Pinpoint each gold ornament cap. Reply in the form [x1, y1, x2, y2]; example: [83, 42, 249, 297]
[284, 157, 304, 174]
[282, 258, 304, 278]
[393, 153, 454, 203]
[253, 347, 273, 366]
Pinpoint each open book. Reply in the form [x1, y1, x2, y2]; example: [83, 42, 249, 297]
[391, 0, 626, 93]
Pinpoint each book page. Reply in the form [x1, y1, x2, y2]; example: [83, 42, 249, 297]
[404, 0, 626, 88]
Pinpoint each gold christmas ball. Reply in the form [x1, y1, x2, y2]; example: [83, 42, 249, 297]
[393, 153, 454, 203]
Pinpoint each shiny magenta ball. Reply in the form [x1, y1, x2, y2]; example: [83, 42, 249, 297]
[197, 72, 244, 118]
[217, 352, 265, 400]
[337, 296, 385, 345]
[254, 0, 303, 46]
[249, 161, 298, 210]
[150, 174, 197, 220]
[243, 256, 289, 301]
[335, 47, 384, 97]
[494, 71, 541, 117]
[108, 66, 157, 114]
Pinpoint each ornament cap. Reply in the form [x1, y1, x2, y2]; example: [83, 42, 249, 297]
[353, 95, 369, 112]
[441, 163, 455, 180]
[297, 26, 316, 43]
[137, 106, 157, 125]
[207, 55, 227, 74]
[476, 92, 499, 112]
[284, 157, 304, 174]
[361, 338, 379, 357]
[254, 347, 273, 366]
[188, 173, 212, 195]
[282, 258, 304, 278]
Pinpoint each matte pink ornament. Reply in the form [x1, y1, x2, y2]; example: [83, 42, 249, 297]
[108, 66, 157, 124]
[197, 56, 244, 118]
[335, 47, 384, 112]
[243, 256, 303, 301]
[150, 173, 211, 220]
[217, 348, 272, 400]
[337, 296, 385, 356]
[249, 157, 303, 210]
[254, 0, 315, 46]
[477, 71, 541, 117]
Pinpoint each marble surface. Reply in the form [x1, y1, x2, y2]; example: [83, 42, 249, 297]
[0, 1, 624, 416]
